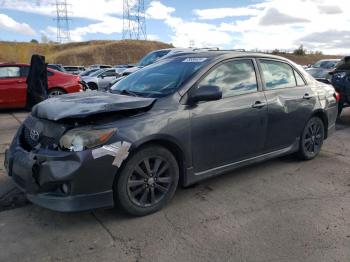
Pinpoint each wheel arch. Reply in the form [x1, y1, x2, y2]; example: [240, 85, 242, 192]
[311, 109, 329, 139]
[131, 136, 189, 187]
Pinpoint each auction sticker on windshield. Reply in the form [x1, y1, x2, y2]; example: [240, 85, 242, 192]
[182, 58, 208, 63]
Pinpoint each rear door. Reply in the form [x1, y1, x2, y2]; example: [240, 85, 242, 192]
[257, 58, 317, 152]
[190, 58, 268, 173]
[0, 66, 26, 108]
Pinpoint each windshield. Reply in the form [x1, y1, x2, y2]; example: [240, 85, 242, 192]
[312, 60, 338, 69]
[89, 69, 105, 77]
[111, 57, 210, 98]
[138, 50, 170, 67]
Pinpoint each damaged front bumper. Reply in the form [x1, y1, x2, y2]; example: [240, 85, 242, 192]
[4, 127, 119, 212]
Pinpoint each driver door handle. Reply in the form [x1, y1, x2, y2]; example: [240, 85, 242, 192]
[252, 101, 266, 109]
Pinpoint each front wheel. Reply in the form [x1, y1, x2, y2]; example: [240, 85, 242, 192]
[114, 145, 179, 216]
[48, 88, 66, 97]
[298, 117, 324, 160]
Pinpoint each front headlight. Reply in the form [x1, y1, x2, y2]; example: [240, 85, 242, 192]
[59, 127, 116, 152]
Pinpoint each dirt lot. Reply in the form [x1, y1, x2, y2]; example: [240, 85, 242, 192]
[0, 109, 350, 262]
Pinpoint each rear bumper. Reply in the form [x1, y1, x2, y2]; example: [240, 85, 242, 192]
[4, 128, 118, 212]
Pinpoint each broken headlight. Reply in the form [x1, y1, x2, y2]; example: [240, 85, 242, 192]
[59, 127, 116, 152]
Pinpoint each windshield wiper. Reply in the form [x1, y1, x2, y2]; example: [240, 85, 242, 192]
[119, 89, 138, 97]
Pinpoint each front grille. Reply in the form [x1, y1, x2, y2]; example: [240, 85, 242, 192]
[22, 126, 58, 150]
[21, 115, 66, 151]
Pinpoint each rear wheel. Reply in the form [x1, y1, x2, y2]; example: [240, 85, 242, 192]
[114, 145, 179, 216]
[298, 117, 324, 160]
[87, 82, 98, 90]
[48, 88, 66, 97]
[337, 100, 343, 118]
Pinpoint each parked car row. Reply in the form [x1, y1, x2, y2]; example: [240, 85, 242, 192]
[304, 56, 350, 117]
[0, 63, 83, 109]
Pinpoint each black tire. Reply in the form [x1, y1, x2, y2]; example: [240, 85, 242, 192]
[87, 82, 98, 90]
[48, 88, 66, 97]
[114, 145, 179, 216]
[298, 117, 325, 160]
[337, 101, 343, 118]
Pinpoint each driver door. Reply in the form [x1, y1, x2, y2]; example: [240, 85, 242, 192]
[189, 59, 268, 173]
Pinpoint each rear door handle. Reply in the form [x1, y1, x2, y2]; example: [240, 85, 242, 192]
[303, 93, 311, 99]
[252, 101, 266, 109]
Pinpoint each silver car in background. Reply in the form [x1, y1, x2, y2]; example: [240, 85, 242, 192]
[81, 68, 120, 91]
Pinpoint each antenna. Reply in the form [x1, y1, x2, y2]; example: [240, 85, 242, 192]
[122, 0, 147, 40]
[54, 0, 71, 43]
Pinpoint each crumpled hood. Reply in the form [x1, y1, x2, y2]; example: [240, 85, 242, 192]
[32, 91, 156, 121]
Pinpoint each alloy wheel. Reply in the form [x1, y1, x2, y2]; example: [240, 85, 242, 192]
[127, 157, 173, 207]
[303, 121, 323, 154]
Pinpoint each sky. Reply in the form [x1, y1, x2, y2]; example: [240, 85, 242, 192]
[1, 0, 350, 54]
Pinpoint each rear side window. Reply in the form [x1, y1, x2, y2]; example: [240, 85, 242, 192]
[0, 66, 20, 78]
[260, 60, 297, 90]
[199, 59, 258, 98]
[294, 70, 306, 86]
[102, 70, 118, 77]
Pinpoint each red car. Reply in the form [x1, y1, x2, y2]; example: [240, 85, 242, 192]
[0, 63, 84, 109]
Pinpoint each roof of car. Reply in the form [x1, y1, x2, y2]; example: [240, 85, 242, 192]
[0, 63, 29, 66]
[163, 50, 291, 61]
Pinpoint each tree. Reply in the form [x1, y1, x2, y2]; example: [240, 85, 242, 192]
[293, 44, 306, 56]
[41, 34, 49, 44]
[30, 39, 38, 44]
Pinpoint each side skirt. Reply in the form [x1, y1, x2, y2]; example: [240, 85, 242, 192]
[183, 140, 299, 186]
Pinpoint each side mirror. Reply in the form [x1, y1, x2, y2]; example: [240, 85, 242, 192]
[189, 85, 222, 103]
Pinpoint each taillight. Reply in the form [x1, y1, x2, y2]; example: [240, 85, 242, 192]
[334, 91, 341, 102]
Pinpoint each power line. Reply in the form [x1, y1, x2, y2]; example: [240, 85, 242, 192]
[54, 0, 71, 43]
[122, 0, 147, 40]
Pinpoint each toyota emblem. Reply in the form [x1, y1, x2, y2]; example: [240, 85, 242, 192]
[30, 129, 40, 141]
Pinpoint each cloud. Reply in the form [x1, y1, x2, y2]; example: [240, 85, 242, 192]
[318, 5, 343, 14]
[2, 0, 123, 20]
[146, 1, 175, 20]
[42, 16, 123, 42]
[193, 7, 260, 20]
[0, 13, 35, 36]
[259, 8, 310, 26]
[189, 0, 350, 54]
[146, 1, 233, 48]
[299, 30, 350, 48]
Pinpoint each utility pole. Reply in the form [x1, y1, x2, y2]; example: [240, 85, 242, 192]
[54, 0, 71, 43]
[122, 0, 147, 40]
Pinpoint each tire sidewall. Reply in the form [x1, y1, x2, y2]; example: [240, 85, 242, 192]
[299, 117, 324, 160]
[115, 145, 179, 216]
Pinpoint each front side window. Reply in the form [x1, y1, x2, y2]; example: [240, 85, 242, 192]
[0, 67, 20, 78]
[198, 59, 258, 98]
[260, 60, 297, 90]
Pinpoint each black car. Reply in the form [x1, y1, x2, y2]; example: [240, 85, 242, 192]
[4, 52, 338, 216]
[330, 56, 350, 116]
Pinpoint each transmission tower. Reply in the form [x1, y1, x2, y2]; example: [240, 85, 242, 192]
[54, 0, 71, 43]
[122, 0, 147, 40]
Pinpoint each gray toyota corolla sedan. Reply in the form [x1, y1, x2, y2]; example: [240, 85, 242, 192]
[4, 51, 338, 216]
